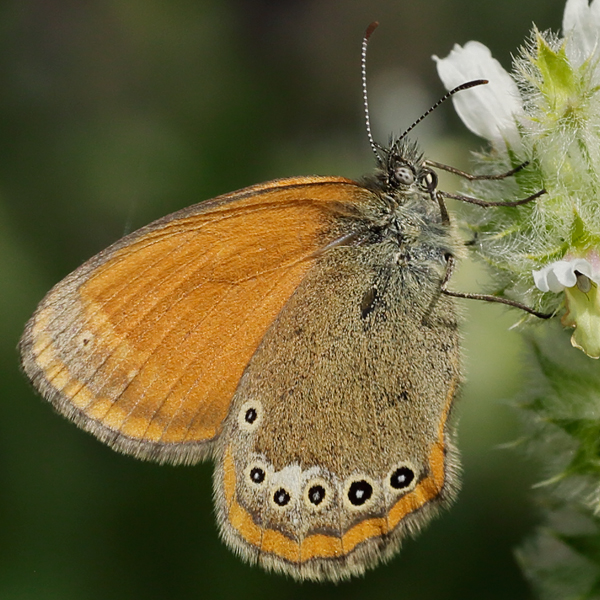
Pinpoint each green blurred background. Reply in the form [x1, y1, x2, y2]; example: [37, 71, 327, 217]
[1, 1, 566, 599]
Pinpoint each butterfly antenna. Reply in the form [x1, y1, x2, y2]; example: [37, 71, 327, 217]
[362, 21, 382, 165]
[398, 79, 489, 141]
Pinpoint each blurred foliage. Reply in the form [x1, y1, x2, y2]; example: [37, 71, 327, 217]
[1, 1, 566, 599]
[515, 325, 600, 600]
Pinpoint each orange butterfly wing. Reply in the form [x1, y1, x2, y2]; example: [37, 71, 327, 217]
[20, 176, 373, 463]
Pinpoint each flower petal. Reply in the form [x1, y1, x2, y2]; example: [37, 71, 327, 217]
[570, 257, 596, 280]
[533, 265, 552, 293]
[562, 0, 600, 66]
[533, 262, 570, 293]
[433, 41, 523, 148]
[533, 258, 600, 293]
[535, 256, 600, 358]
[554, 260, 579, 288]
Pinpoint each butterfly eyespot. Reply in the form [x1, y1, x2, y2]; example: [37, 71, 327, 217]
[237, 400, 263, 432]
[309, 485, 325, 504]
[344, 477, 376, 509]
[272, 487, 291, 508]
[392, 164, 415, 186]
[249, 467, 266, 485]
[389, 465, 416, 491]
[243, 460, 270, 488]
[303, 477, 333, 511]
[76, 331, 95, 348]
[418, 169, 438, 192]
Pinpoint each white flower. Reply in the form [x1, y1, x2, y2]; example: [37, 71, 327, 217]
[434, 4, 600, 358]
[533, 258, 600, 293]
[433, 41, 523, 148]
[563, 0, 600, 67]
[534, 255, 600, 359]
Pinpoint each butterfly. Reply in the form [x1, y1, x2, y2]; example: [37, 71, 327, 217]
[19, 23, 546, 581]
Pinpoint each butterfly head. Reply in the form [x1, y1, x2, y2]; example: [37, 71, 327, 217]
[375, 138, 438, 197]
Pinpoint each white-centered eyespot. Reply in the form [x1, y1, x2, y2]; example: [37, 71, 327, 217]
[244, 460, 270, 488]
[386, 463, 418, 494]
[343, 475, 378, 510]
[303, 477, 333, 512]
[270, 486, 293, 510]
[237, 399, 263, 432]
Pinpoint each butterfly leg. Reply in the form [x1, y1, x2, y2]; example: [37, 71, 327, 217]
[424, 160, 530, 181]
[440, 254, 553, 319]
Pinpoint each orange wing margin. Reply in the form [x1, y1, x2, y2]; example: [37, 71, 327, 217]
[20, 176, 372, 463]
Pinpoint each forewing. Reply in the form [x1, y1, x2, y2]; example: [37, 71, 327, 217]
[20, 176, 368, 463]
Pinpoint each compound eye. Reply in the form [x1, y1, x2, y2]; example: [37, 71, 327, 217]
[393, 165, 415, 186]
[419, 169, 438, 192]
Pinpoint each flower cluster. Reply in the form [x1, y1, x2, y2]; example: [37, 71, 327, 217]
[434, 0, 600, 358]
